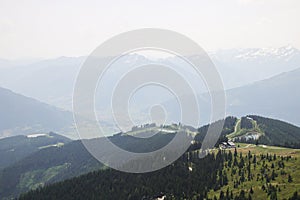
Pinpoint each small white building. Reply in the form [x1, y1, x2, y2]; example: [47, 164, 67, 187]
[227, 141, 236, 148]
[220, 141, 236, 149]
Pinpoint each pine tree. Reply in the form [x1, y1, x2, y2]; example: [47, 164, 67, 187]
[290, 191, 299, 200]
[239, 190, 246, 199]
[271, 163, 275, 168]
[271, 170, 276, 180]
[288, 174, 293, 183]
[248, 193, 252, 200]
[234, 157, 238, 167]
[226, 187, 230, 199]
[252, 155, 257, 164]
[220, 190, 225, 200]
[270, 190, 277, 200]
[250, 186, 254, 194]
[248, 151, 251, 159]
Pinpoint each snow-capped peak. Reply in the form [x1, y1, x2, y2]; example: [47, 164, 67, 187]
[234, 46, 299, 60]
[27, 133, 47, 138]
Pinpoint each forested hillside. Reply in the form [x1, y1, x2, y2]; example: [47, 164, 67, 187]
[0, 130, 188, 199]
[0, 140, 102, 199]
[229, 116, 300, 149]
[248, 115, 300, 148]
[1, 115, 300, 199]
[19, 146, 300, 200]
[0, 132, 71, 169]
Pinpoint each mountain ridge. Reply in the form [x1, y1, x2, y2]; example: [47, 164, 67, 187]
[0, 87, 75, 138]
[0, 46, 299, 111]
[0, 132, 71, 170]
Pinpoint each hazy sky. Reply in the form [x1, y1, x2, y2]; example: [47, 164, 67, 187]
[0, 0, 300, 59]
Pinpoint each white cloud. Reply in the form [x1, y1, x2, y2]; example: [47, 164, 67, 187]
[256, 17, 273, 26]
[237, 0, 266, 5]
[0, 18, 14, 32]
[0, 0, 299, 59]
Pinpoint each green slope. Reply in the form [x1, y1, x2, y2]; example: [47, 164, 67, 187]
[249, 115, 300, 148]
[209, 144, 300, 200]
[0, 132, 71, 169]
[18, 145, 300, 200]
[0, 128, 189, 199]
[0, 139, 103, 199]
[226, 117, 264, 145]
[226, 115, 300, 149]
[2, 115, 300, 199]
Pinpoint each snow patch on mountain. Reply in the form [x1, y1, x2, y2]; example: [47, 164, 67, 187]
[234, 45, 299, 61]
[27, 133, 48, 138]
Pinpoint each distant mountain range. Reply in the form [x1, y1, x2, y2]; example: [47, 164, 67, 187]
[0, 66, 298, 139]
[0, 57, 85, 110]
[210, 45, 300, 89]
[0, 46, 299, 138]
[0, 69, 300, 138]
[226, 67, 300, 126]
[0, 46, 299, 111]
[0, 87, 75, 138]
[162, 67, 300, 127]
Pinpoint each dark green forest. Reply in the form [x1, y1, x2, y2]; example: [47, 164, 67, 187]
[241, 115, 300, 148]
[1, 115, 300, 199]
[19, 148, 300, 200]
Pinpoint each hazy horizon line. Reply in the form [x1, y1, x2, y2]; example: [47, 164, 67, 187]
[0, 44, 298, 62]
